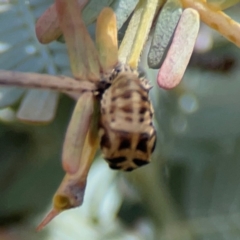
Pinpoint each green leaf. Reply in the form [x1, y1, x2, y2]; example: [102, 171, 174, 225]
[118, 0, 162, 68]
[111, 0, 138, 29]
[0, 0, 70, 122]
[148, 0, 182, 69]
[0, 87, 25, 109]
[17, 89, 59, 123]
[82, 0, 115, 25]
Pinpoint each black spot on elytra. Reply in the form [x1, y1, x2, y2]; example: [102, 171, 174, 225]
[139, 107, 147, 114]
[106, 156, 126, 163]
[141, 95, 148, 102]
[110, 106, 115, 114]
[121, 105, 133, 113]
[136, 139, 147, 152]
[125, 116, 132, 122]
[133, 158, 148, 166]
[100, 132, 111, 148]
[118, 139, 131, 150]
[125, 167, 134, 172]
[139, 117, 144, 123]
[140, 132, 149, 140]
[109, 164, 122, 170]
[122, 90, 132, 99]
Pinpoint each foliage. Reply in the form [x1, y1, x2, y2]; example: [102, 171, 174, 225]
[1, 0, 240, 240]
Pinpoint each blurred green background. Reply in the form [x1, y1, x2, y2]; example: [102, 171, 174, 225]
[1, 1, 240, 240]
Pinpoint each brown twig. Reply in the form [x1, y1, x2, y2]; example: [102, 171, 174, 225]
[0, 70, 96, 92]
